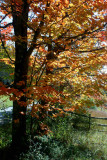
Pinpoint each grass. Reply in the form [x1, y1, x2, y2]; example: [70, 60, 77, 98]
[97, 107, 107, 113]
[0, 123, 12, 160]
[0, 95, 12, 110]
[48, 116, 107, 159]
[70, 130, 107, 159]
[19, 115, 107, 160]
[0, 123, 12, 149]
[88, 105, 107, 119]
[0, 110, 107, 160]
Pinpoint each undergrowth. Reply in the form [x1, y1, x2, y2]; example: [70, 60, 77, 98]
[0, 112, 107, 160]
[19, 115, 107, 160]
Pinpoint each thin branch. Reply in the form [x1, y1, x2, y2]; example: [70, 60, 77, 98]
[50, 0, 89, 42]
[27, 24, 35, 32]
[27, 20, 44, 56]
[52, 24, 107, 54]
[78, 47, 105, 53]
[27, 2, 50, 56]
[0, 5, 12, 15]
[29, 48, 40, 86]
[53, 66, 70, 72]
[0, 34, 15, 64]
[33, 59, 46, 77]
[65, 23, 107, 42]
[0, 14, 9, 23]
[29, 56, 37, 86]
[0, 22, 13, 29]
[50, 0, 87, 29]
[65, 78, 73, 91]
[36, 65, 46, 86]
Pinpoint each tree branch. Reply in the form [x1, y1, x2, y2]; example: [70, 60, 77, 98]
[0, 14, 9, 23]
[27, 2, 50, 56]
[53, 66, 70, 72]
[27, 19, 44, 56]
[78, 47, 105, 53]
[65, 23, 107, 42]
[0, 22, 13, 29]
[0, 34, 15, 64]
[36, 66, 46, 86]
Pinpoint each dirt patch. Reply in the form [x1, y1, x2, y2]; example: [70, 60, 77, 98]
[88, 109, 107, 118]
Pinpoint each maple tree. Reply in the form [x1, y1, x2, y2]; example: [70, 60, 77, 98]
[0, 0, 107, 153]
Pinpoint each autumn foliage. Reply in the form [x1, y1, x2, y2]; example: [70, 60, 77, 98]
[0, 0, 107, 140]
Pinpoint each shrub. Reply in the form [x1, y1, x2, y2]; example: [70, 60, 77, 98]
[19, 135, 66, 160]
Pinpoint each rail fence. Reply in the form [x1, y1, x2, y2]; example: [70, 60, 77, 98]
[65, 110, 107, 132]
[0, 108, 107, 132]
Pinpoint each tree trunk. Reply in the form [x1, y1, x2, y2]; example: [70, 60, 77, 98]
[11, 1, 29, 153]
[12, 55, 29, 151]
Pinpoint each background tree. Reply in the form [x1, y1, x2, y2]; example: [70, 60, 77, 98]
[0, 0, 107, 153]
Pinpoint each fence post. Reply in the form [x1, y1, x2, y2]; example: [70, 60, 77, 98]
[89, 114, 91, 130]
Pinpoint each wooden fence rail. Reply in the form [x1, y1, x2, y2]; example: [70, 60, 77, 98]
[96, 124, 107, 127]
[91, 116, 107, 120]
[65, 111, 107, 132]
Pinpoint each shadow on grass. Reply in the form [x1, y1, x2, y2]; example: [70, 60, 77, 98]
[0, 123, 12, 160]
[0, 145, 13, 160]
[0, 141, 29, 160]
[0, 122, 30, 160]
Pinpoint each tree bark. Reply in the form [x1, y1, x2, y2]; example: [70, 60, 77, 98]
[12, 55, 29, 151]
[11, 1, 29, 152]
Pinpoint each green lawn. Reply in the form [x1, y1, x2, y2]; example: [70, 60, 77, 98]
[0, 95, 12, 110]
